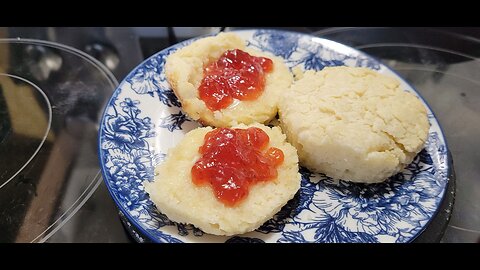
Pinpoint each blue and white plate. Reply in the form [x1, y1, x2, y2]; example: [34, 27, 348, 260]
[98, 29, 451, 243]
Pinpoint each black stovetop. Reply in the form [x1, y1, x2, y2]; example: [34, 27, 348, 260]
[0, 27, 478, 243]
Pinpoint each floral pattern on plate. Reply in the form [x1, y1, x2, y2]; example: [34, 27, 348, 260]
[99, 29, 449, 243]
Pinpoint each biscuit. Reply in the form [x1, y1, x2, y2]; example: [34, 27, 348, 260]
[279, 66, 430, 183]
[165, 32, 293, 127]
[144, 123, 301, 235]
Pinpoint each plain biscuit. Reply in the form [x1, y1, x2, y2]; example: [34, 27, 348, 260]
[279, 66, 430, 183]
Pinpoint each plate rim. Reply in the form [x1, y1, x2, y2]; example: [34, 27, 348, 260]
[98, 28, 452, 243]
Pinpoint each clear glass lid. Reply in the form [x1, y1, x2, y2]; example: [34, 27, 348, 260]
[0, 38, 117, 242]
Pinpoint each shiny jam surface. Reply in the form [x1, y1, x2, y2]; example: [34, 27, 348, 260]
[191, 127, 284, 207]
[198, 49, 274, 111]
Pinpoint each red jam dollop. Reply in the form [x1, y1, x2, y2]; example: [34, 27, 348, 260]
[198, 49, 274, 111]
[191, 127, 284, 207]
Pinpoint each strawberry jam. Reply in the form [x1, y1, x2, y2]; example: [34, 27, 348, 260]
[198, 49, 273, 111]
[191, 127, 284, 207]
